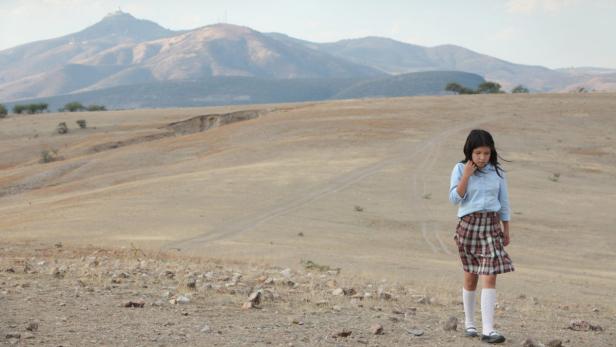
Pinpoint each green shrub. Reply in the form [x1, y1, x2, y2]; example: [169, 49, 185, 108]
[86, 104, 106, 111]
[511, 85, 530, 93]
[0, 104, 7, 118]
[477, 81, 503, 94]
[57, 122, 69, 134]
[445, 82, 476, 94]
[13, 103, 48, 114]
[76, 119, 87, 129]
[60, 102, 85, 112]
[40, 149, 62, 163]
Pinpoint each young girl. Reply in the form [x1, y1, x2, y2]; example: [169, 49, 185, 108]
[449, 129, 514, 344]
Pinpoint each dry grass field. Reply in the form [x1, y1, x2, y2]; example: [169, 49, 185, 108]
[1, 93, 615, 346]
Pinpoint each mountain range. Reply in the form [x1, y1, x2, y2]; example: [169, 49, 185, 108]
[1, 11, 614, 109]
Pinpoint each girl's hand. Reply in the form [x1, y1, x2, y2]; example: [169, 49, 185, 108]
[502, 230, 510, 246]
[463, 160, 478, 178]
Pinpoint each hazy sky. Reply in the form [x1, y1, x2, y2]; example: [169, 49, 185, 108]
[1, 0, 615, 69]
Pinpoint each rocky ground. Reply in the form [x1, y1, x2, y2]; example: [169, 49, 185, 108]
[1, 241, 613, 346]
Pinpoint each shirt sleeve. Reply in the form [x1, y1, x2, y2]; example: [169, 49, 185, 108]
[498, 172, 511, 221]
[449, 163, 467, 205]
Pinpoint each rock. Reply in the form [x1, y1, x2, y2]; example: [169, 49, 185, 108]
[546, 340, 563, 347]
[51, 266, 66, 278]
[343, 288, 357, 296]
[388, 316, 400, 323]
[416, 296, 428, 304]
[371, 323, 384, 335]
[280, 268, 292, 278]
[22, 332, 35, 339]
[200, 324, 211, 333]
[123, 299, 145, 308]
[333, 329, 352, 338]
[290, 317, 304, 325]
[407, 328, 424, 336]
[531, 296, 539, 305]
[248, 290, 262, 306]
[332, 305, 342, 312]
[297, 232, 304, 237]
[242, 302, 254, 309]
[26, 322, 39, 331]
[325, 279, 337, 288]
[522, 337, 543, 347]
[443, 316, 458, 331]
[376, 287, 392, 300]
[152, 300, 164, 307]
[6, 333, 21, 339]
[176, 295, 191, 305]
[332, 288, 344, 296]
[568, 319, 602, 331]
[518, 294, 527, 299]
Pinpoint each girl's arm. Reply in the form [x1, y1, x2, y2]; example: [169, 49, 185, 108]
[456, 161, 477, 198]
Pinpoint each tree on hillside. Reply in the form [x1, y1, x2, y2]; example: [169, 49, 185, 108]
[13, 103, 48, 114]
[60, 102, 86, 112]
[445, 82, 476, 95]
[477, 81, 503, 94]
[0, 104, 7, 118]
[511, 85, 529, 93]
[86, 104, 106, 111]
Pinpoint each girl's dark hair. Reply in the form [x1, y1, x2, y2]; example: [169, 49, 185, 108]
[460, 129, 507, 178]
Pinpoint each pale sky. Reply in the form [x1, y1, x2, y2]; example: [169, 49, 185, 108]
[1, 0, 615, 69]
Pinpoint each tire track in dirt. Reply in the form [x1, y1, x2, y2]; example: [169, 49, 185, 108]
[164, 115, 504, 250]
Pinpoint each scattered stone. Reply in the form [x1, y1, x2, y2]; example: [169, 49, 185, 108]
[22, 332, 35, 339]
[176, 295, 191, 305]
[123, 299, 145, 308]
[51, 266, 66, 278]
[242, 302, 255, 309]
[152, 300, 164, 307]
[333, 329, 352, 338]
[443, 316, 458, 331]
[531, 296, 539, 305]
[280, 268, 292, 278]
[332, 305, 342, 312]
[332, 288, 344, 296]
[26, 322, 39, 331]
[201, 324, 211, 333]
[568, 319, 603, 331]
[248, 290, 262, 306]
[388, 316, 400, 323]
[371, 323, 384, 335]
[377, 288, 392, 301]
[416, 296, 428, 304]
[522, 337, 543, 347]
[518, 294, 527, 299]
[290, 318, 304, 325]
[297, 232, 304, 237]
[407, 328, 424, 336]
[592, 307, 599, 313]
[546, 339, 563, 347]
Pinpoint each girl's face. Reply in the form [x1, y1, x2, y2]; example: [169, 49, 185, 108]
[472, 146, 491, 168]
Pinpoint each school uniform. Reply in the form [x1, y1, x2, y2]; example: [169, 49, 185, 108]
[449, 162, 514, 275]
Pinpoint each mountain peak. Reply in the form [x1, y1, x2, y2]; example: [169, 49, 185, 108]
[74, 11, 175, 42]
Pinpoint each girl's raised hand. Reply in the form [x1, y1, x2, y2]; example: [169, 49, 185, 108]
[463, 160, 478, 177]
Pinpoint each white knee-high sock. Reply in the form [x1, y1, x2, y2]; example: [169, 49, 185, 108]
[462, 288, 476, 328]
[481, 288, 496, 335]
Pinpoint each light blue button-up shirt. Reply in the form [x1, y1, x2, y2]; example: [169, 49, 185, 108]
[449, 162, 511, 221]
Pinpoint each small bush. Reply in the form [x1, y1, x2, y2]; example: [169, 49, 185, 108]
[0, 104, 7, 118]
[13, 103, 48, 114]
[76, 119, 87, 129]
[40, 149, 62, 163]
[511, 85, 530, 93]
[60, 102, 85, 112]
[445, 82, 476, 95]
[477, 81, 504, 94]
[57, 122, 69, 134]
[86, 104, 106, 111]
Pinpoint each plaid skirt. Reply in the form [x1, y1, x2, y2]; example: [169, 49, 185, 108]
[454, 211, 514, 275]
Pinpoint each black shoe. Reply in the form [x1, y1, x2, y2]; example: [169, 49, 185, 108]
[464, 327, 478, 337]
[480, 331, 506, 344]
